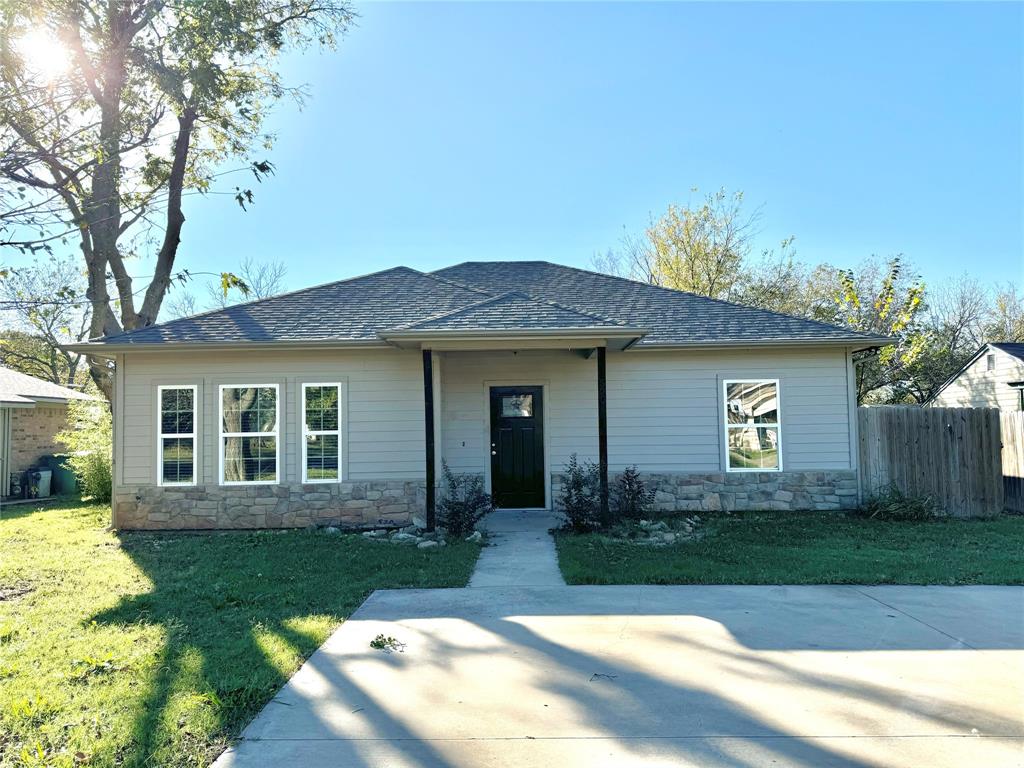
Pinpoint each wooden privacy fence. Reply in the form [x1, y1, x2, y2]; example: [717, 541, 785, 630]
[858, 407, 1003, 517]
[1002, 411, 1024, 514]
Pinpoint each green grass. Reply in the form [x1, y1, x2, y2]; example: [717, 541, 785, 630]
[0, 502, 480, 767]
[556, 511, 1024, 585]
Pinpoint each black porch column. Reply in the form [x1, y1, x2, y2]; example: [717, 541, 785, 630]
[422, 349, 436, 531]
[597, 346, 609, 522]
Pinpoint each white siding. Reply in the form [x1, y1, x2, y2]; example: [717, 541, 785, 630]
[119, 348, 425, 487]
[929, 348, 1024, 411]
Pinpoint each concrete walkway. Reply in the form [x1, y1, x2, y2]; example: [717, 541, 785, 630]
[214, 585, 1024, 768]
[468, 509, 564, 588]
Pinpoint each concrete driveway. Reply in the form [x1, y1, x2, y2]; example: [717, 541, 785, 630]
[214, 585, 1024, 767]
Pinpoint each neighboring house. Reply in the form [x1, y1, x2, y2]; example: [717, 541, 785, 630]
[0, 366, 94, 497]
[68, 261, 890, 530]
[927, 343, 1024, 411]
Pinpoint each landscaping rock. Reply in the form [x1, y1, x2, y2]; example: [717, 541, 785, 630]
[417, 540, 439, 550]
[465, 531, 483, 543]
[390, 532, 420, 545]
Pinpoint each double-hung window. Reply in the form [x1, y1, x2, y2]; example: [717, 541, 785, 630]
[723, 379, 781, 471]
[303, 383, 341, 482]
[158, 385, 196, 485]
[220, 384, 279, 484]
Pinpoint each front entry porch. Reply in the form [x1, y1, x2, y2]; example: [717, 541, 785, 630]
[417, 342, 618, 529]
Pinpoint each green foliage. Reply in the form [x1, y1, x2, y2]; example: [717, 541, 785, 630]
[0, 501, 479, 767]
[555, 511, 1024, 585]
[56, 401, 112, 502]
[611, 466, 655, 520]
[859, 486, 940, 521]
[437, 461, 493, 537]
[558, 454, 602, 533]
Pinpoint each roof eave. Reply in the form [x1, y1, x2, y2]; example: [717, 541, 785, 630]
[631, 336, 895, 351]
[61, 338, 394, 358]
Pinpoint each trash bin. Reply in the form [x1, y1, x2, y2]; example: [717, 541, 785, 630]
[44, 455, 77, 495]
[29, 468, 52, 498]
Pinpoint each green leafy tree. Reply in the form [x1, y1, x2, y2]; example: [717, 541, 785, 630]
[0, 0, 353, 397]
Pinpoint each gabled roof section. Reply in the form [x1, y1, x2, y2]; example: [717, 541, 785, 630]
[389, 291, 633, 332]
[431, 262, 891, 348]
[991, 342, 1024, 363]
[95, 267, 489, 346]
[0, 366, 94, 403]
[926, 342, 1024, 405]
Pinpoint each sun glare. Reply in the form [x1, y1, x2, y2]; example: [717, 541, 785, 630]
[16, 27, 70, 83]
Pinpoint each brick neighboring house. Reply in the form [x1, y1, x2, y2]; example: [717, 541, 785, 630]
[0, 366, 95, 497]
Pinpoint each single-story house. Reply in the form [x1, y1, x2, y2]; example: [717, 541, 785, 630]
[927, 342, 1024, 411]
[68, 261, 890, 530]
[0, 366, 94, 497]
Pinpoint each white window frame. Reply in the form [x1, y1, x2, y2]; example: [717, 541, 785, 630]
[157, 385, 197, 487]
[722, 378, 783, 473]
[218, 383, 281, 486]
[302, 382, 343, 483]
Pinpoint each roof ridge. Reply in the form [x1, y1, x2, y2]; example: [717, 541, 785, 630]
[439, 260, 886, 341]
[96, 266, 426, 343]
[389, 289, 629, 332]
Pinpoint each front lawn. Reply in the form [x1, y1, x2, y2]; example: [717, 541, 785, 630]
[556, 511, 1024, 585]
[0, 502, 480, 767]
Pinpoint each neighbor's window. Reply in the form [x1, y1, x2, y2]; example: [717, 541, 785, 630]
[158, 386, 196, 485]
[220, 384, 279, 484]
[303, 383, 341, 482]
[987, 354, 996, 371]
[723, 380, 781, 471]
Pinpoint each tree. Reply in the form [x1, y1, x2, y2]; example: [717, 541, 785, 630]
[985, 284, 1024, 343]
[165, 256, 286, 318]
[0, 254, 90, 386]
[828, 256, 926, 403]
[0, 1, 354, 397]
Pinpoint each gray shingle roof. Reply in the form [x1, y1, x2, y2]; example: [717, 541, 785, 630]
[393, 291, 633, 331]
[89, 261, 887, 348]
[432, 262, 886, 346]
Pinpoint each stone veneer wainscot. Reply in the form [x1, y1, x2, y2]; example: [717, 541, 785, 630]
[551, 470, 860, 513]
[114, 480, 425, 530]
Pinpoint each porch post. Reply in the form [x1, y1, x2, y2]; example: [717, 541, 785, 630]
[422, 349, 436, 531]
[597, 346, 609, 522]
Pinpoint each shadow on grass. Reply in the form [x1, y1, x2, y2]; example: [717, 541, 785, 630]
[89, 529, 478, 767]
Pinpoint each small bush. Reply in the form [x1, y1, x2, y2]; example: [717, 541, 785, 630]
[859, 486, 940, 521]
[558, 454, 602, 533]
[612, 465, 655, 520]
[437, 461, 493, 537]
[56, 400, 112, 502]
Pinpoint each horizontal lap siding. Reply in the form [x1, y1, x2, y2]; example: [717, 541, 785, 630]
[441, 350, 598, 475]
[119, 349, 424, 486]
[607, 348, 853, 472]
[930, 350, 1024, 410]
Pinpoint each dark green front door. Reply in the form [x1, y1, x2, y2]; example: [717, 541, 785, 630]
[490, 386, 545, 508]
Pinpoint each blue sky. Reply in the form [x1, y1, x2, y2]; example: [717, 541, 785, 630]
[179, 1, 1020, 293]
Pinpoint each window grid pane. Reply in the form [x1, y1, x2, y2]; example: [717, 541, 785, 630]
[222, 387, 277, 434]
[223, 436, 278, 483]
[159, 387, 195, 484]
[726, 381, 778, 425]
[727, 426, 779, 470]
[161, 437, 195, 483]
[304, 385, 341, 481]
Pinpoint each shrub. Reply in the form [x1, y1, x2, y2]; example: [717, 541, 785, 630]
[558, 453, 602, 533]
[859, 486, 940, 521]
[437, 461, 493, 537]
[612, 465, 655, 520]
[56, 400, 112, 502]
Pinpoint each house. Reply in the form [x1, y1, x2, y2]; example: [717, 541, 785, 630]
[67, 261, 890, 530]
[927, 342, 1024, 411]
[0, 366, 94, 497]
